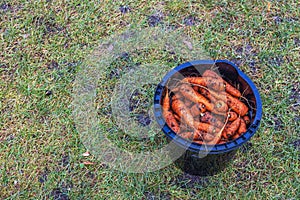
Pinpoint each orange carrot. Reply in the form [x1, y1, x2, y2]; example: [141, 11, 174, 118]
[228, 111, 238, 121]
[223, 118, 241, 138]
[164, 111, 181, 133]
[171, 98, 195, 129]
[179, 84, 228, 113]
[192, 86, 199, 92]
[232, 118, 247, 139]
[208, 90, 248, 116]
[205, 114, 230, 145]
[183, 76, 225, 91]
[202, 132, 215, 142]
[172, 92, 183, 101]
[162, 90, 181, 133]
[200, 112, 225, 128]
[214, 100, 228, 113]
[199, 88, 218, 103]
[174, 114, 181, 122]
[226, 94, 248, 116]
[232, 133, 240, 140]
[162, 89, 171, 111]
[218, 140, 228, 144]
[243, 115, 250, 124]
[194, 121, 220, 134]
[179, 84, 213, 110]
[184, 98, 193, 108]
[238, 118, 247, 135]
[179, 131, 200, 140]
[203, 70, 241, 97]
[221, 128, 229, 139]
[190, 103, 206, 117]
[205, 89, 227, 102]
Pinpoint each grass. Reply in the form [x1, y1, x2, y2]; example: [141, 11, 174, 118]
[0, 0, 299, 199]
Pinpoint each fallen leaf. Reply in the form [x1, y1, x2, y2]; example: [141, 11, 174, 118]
[183, 40, 193, 50]
[83, 161, 94, 165]
[107, 44, 114, 51]
[267, 1, 271, 12]
[82, 151, 90, 157]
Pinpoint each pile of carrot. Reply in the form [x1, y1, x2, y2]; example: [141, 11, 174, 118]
[162, 69, 251, 145]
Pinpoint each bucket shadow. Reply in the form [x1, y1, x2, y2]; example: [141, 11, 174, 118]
[174, 150, 237, 176]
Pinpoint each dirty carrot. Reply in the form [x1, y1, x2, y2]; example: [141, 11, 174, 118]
[199, 88, 217, 103]
[190, 103, 206, 117]
[183, 76, 225, 91]
[171, 97, 195, 129]
[206, 113, 230, 145]
[243, 115, 250, 124]
[223, 118, 241, 138]
[184, 98, 193, 107]
[194, 121, 220, 134]
[208, 90, 248, 116]
[203, 69, 241, 97]
[202, 132, 215, 142]
[192, 86, 199, 92]
[162, 89, 171, 111]
[214, 100, 228, 113]
[231, 133, 240, 140]
[174, 114, 181, 121]
[200, 112, 225, 128]
[162, 89, 180, 133]
[180, 84, 228, 113]
[226, 93, 248, 116]
[179, 83, 213, 110]
[228, 111, 238, 121]
[238, 118, 247, 135]
[179, 131, 201, 140]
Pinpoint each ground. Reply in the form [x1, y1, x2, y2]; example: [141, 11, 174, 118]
[0, 0, 299, 199]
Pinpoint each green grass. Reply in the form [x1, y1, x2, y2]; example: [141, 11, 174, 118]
[1, 0, 299, 199]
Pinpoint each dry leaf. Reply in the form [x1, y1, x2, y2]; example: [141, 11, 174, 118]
[82, 151, 90, 157]
[83, 161, 94, 165]
[267, 1, 271, 12]
[107, 44, 114, 51]
[183, 40, 193, 50]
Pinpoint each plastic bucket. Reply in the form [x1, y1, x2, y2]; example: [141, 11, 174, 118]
[154, 60, 262, 176]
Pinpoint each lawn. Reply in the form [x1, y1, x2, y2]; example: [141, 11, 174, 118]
[0, 0, 299, 199]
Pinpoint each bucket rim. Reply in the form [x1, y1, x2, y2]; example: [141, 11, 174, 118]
[153, 59, 263, 154]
